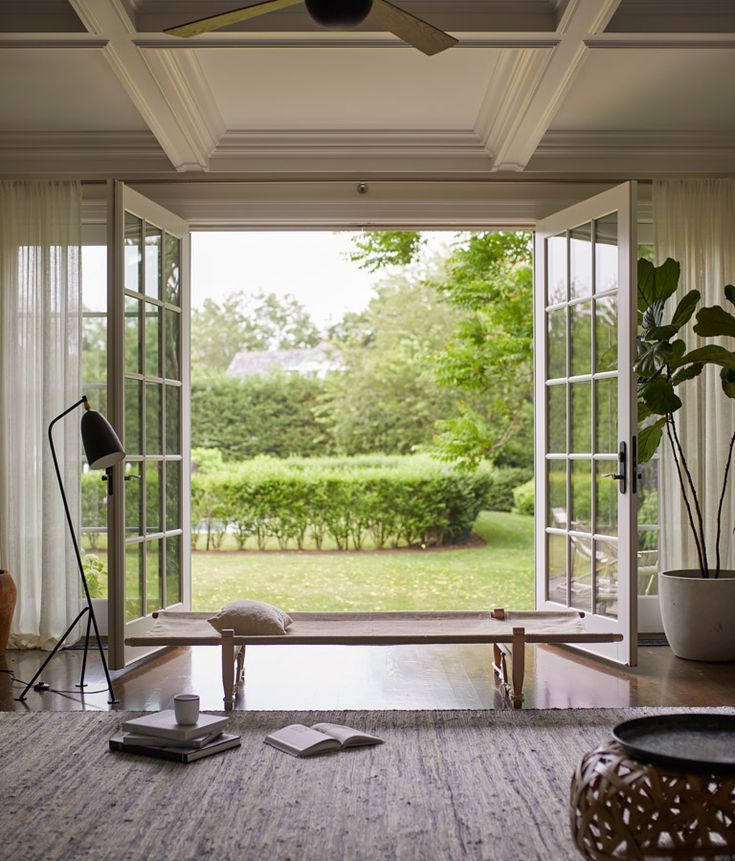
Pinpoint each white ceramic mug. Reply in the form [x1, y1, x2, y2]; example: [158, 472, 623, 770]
[173, 693, 200, 725]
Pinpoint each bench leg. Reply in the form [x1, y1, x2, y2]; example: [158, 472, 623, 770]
[492, 632, 526, 708]
[221, 629, 235, 711]
[236, 644, 246, 686]
[510, 627, 526, 709]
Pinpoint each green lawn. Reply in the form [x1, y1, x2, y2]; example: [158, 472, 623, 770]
[192, 511, 534, 613]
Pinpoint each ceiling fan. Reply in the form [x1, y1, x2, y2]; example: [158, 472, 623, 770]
[164, 0, 458, 56]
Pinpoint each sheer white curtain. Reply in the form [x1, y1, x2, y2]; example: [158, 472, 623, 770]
[653, 179, 735, 572]
[0, 181, 83, 648]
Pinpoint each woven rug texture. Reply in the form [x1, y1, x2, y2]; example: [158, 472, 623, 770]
[0, 708, 728, 861]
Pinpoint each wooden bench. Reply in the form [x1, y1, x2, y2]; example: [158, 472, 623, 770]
[126, 609, 623, 710]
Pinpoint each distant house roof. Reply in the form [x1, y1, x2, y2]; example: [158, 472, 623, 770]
[227, 343, 340, 378]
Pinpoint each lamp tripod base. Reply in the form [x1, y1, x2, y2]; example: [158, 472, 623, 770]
[16, 602, 118, 704]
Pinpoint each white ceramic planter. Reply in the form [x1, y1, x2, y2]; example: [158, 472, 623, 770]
[659, 569, 735, 661]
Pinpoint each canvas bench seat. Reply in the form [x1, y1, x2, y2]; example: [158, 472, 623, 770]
[126, 609, 622, 709]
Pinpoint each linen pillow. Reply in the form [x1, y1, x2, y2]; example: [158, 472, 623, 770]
[207, 600, 293, 636]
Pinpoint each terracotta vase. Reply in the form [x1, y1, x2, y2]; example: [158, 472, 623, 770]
[0, 569, 17, 655]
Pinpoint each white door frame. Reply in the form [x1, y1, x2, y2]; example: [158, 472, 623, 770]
[534, 182, 638, 665]
[108, 182, 191, 669]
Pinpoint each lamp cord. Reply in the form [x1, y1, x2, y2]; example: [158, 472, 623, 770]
[2, 668, 110, 700]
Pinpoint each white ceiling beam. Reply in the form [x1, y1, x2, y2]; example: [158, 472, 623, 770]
[69, 0, 223, 172]
[477, 0, 623, 172]
[133, 33, 561, 50]
[0, 35, 108, 48]
[585, 33, 735, 48]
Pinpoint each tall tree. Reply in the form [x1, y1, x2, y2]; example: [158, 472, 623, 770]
[191, 289, 321, 377]
[318, 268, 462, 455]
[349, 231, 534, 469]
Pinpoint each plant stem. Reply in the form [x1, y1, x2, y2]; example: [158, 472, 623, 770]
[715, 429, 735, 578]
[665, 416, 707, 576]
[669, 415, 709, 576]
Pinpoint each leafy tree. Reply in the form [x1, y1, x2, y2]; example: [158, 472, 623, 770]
[349, 231, 534, 469]
[191, 290, 321, 377]
[318, 269, 462, 455]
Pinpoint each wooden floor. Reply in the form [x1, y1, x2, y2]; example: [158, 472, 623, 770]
[2, 641, 735, 713]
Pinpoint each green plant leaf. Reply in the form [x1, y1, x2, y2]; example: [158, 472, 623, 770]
[650, 324, 678, 340]
[637, 418, 666, 463]
[637, 258, 656, 312]
[670, 289, 701, 329]
[635, 341, 666, 377]
[656, 258, 681, 303]
[641, 300, 664, 336]
[693, 305, 735, 338]
[725, 284, 735, 308]
[721, 367, 735, 399]
[668, 339, 687, 366]
[672, 363, 703, 385]
[640, 377, 682, 415]
[681, 345, 735, 370]
[637, 400, 653, 423]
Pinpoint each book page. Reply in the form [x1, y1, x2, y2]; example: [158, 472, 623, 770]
[265, 724, 341, 756]
[310, 723, 383, 747]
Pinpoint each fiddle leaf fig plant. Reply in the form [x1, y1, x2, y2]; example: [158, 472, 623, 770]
[635, 257, 735, 578]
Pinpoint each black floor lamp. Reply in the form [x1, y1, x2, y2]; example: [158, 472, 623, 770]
[17, 396, 125, 704]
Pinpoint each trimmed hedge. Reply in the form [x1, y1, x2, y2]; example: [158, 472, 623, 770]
[512, 478, 534, 516]
[484, 467, 533, 512]
[191, 455, 495, 552]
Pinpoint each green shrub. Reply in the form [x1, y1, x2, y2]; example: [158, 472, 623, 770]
[512, 478, 535, 516]
[190, 455, 493, 551]
[191, 373, 330, 461]
[81, 471, 107, 549]
[485, 468, 533, 512]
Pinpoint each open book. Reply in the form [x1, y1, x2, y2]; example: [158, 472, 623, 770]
[265, 722, 383, 757]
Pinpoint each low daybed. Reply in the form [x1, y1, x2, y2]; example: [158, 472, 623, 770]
[126, 609, 622, 709]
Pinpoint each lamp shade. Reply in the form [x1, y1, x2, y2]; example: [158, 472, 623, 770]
[81, 410, 125, 469]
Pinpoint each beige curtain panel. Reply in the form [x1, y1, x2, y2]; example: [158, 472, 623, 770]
[0, 180, 83, 648]
[653, 179, 735, 572]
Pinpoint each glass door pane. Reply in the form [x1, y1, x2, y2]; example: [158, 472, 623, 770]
[534, 183, 637, 666]
[109, 184, 189, 669]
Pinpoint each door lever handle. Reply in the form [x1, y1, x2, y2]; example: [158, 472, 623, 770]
[603, 442, 627, 494]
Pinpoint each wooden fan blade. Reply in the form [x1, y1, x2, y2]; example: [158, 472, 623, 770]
[164, 0, 303, 38]
[370, 0, 458, 56]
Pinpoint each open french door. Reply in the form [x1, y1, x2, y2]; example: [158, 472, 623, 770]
[534, 182, 637, 666]
[107, 183, 191, 669]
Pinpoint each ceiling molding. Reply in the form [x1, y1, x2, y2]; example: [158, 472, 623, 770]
[474, 48, 553, 169]
[0, 131, 171, 174]
[128, 179, 613, 230]
[586, 33, 735, 48]
[209, 129, 493, 174]
[528, 130, 735, 174]
[133, 33, 561, 50]
[483, 0, 624, 172]
[140, 50, 225, 159]
[69, 0, 212, 171]
[0, 35, 108, 48]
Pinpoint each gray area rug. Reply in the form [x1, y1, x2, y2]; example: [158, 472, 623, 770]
[0, 708, 729, 861]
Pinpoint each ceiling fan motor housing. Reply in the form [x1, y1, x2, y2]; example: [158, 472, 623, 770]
[305, 0, 373, 28]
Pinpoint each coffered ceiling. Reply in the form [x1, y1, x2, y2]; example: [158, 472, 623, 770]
[1, 0, 734, 179]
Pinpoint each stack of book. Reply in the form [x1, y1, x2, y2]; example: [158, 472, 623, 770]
[109, 710, 241, 763]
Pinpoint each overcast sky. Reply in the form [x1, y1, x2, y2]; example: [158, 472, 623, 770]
[191, 230, 454, 329]
[82, 230, 456, 328]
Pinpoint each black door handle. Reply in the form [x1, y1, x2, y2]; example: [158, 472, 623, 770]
[602, 441, 627, 494]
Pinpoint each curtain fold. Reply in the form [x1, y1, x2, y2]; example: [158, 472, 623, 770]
[0, 181, 82, 648]
[653, 179, 735, 573]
